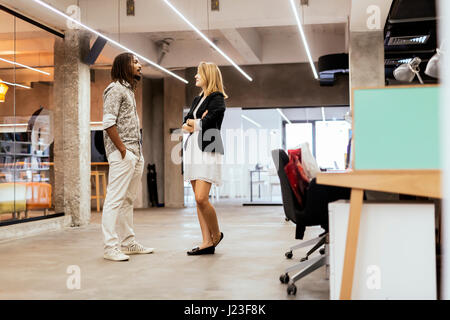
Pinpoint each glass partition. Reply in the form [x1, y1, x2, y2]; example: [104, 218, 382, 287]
[202, 106, 349, 206]
[0, 9, 62, 224]
[182, 106, 349, 206]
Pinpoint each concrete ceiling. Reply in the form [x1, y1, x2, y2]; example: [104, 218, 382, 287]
[0, 0, 355, 80]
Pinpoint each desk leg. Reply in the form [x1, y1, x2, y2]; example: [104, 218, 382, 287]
[339, 188, 364, 300]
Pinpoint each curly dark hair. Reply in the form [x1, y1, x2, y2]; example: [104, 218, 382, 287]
[111, 52, 137, 90]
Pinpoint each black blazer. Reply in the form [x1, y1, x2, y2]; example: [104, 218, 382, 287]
[183, 91, 226, 154]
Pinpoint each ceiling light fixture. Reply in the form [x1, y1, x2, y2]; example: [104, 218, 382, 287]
[0, 123, 28, 127]
[411, 36, 428, 44]
[32, 0, 188, 84]
[277, 108, 291, 124]
[241, 115, 261, 128]
[0, 80, 31, 89]
[163, 0, 253, 82]
[388, 35, 430, 46]
[289, 0, 318, 80]
[0, 57, 50, 75]
[398, 58, 413, 64]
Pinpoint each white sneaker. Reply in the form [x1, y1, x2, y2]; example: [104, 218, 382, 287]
[104, 247, 130, 261]
[121, 241, 154, 255]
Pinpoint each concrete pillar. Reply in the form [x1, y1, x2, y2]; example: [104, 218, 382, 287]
[164, 73, 186, 208]
[132, 80, 144, 208]
[53, 30, 91, 226]
[142, 78, 164, 207]
[348, 0, 392, 111]
[348, 30, 384, 170]
[349, 30, 385, 109]
[348, 31, 396, 200]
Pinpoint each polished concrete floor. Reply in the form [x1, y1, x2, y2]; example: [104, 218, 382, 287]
[0, 201, 329, 300]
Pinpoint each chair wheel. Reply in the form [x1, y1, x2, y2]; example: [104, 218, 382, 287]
[319, 248, 325, 255]
[285, 251, 293, 259]
[280, 273, 289, 284]
[300, 257, 308, 262]
[285, 217, 289, 222]
[287, 284, 297, 295]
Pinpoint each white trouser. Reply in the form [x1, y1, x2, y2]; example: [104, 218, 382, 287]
[102, 149, 144, 251]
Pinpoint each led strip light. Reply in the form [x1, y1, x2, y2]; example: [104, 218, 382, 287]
[0, 57, 50, 75]
[289, 0, 319, 80]
[277, 108, 292, 124]
[32, 0, 188, 84]
[0, 80, 31, 89]
[163, 0, 253, 82]
[0, 123, 28, 127]
[241, 115, 261, 128]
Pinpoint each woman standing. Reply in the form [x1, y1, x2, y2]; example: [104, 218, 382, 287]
[182, 62, 227, 255]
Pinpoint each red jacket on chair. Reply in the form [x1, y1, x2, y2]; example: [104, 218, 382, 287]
[284, 149, 310, 208]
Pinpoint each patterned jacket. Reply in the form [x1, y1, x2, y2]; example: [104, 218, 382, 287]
[102, 80, 141, 158]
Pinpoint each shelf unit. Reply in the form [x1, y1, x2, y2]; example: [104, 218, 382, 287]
[0, 133, 51, 183]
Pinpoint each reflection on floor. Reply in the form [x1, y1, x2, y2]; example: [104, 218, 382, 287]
[0, 202, 329, 300]
[0, 209, 54, 222]
[184, 195, 283, 207]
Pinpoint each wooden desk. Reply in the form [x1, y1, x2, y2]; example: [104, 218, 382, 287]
[316, 169, 441, 300]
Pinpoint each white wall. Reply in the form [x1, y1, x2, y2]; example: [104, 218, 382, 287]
[439, 0, 450, 300]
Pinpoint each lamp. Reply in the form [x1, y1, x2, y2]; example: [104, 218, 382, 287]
[425, 48, 440, 78]
[393, 57, 424, 84]
[0, 80, 8, 103]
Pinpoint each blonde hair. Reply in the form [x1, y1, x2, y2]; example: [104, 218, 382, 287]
[197, 61, 228, 99]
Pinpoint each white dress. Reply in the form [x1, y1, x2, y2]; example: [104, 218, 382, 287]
[183, 96, 223, 186]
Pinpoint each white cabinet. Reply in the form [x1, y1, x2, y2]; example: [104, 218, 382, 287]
[328, 200, 437, 300]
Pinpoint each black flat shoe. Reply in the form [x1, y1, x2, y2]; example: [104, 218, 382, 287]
[187, 245, 215, 255]
[214, 232, 224, 247]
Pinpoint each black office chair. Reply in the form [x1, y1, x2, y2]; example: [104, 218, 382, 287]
[272, 149, 350, 295]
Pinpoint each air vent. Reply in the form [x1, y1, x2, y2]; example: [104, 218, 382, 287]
[387, 35, 430, 46]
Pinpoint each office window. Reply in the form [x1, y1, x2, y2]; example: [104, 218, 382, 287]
[282, 106, 350, 171]
[285, 122, 313, 152]
[315, 120, 351, 170]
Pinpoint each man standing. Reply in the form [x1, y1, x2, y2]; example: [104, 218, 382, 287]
[102, 52, 154, 261]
